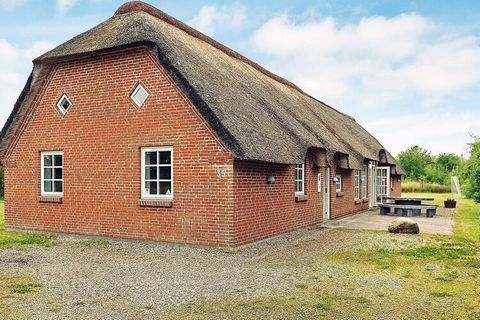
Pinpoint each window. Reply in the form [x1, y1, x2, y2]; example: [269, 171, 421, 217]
[361, 166, 367, 199]
[56, 94, 72, 115]
[335, 174, 342, 192]
[317, 173, 322, 193]
[294, 164, 304, 195]
[141, 147, 173, 199]
[354, 170, 360, 199]
[131, 84, 149, 107]
[376, 167, 390, 197]
[41, 151, 63, 196]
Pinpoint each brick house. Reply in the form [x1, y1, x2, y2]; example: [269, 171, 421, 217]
[0, 2, 404, 247]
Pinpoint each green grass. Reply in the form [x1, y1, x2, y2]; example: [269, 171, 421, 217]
[0, 201, 53, 249]
[404, 192, 480, 245]
[163, 193, 480, 319]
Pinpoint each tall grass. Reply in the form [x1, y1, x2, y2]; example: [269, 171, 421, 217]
[402, 180, 450, 193]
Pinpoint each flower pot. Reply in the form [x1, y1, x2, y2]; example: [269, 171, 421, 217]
[444, 200, 456, 208]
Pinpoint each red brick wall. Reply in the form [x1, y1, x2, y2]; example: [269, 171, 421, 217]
[4, 47, 235, 246]
[391, 174, 402, 196]
[330, 167, 369, 219]
[233, 157, 323, 245]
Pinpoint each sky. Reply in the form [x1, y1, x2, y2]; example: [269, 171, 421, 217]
[1, 0, 480, 157]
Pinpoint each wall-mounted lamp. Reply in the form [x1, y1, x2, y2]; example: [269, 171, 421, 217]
[361, 177, 365, 182]
[267, 175, 276, 184]
[333, 177, 339, 182]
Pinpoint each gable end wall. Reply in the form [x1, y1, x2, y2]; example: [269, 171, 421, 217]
[4, 47, 235, 246]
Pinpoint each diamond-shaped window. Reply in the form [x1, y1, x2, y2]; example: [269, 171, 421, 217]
[130, 84, 149, 107]
[56, 94, 72, 115]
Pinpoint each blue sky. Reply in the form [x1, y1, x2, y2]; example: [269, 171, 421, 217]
[1, 0, 480, 156]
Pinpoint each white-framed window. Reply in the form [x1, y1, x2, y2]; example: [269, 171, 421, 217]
[317, 173, 322, 193]
[354, 169, 360, 200]
[56, 94, 72, 115]
[335, 174, 342, 192]
[131, 83, 149, 107]
[376, 167, 390, 197]
[294, 164, 304, 195]
[141, 147, 173, 199]
[41, 151, 64, 196]
[361, 166, 367, 199]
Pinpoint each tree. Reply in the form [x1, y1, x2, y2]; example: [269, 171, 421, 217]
[463, 137, 480, 203]
[398, 146, 432, 181]
[436, 153, 462, 174]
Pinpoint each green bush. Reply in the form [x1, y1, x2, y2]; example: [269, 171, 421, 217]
[463, 138, 480, 203]
[401, 181, 450, 193]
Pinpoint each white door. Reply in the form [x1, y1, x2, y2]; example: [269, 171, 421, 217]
[369, 162, 376, 207]
[376, 166, 391, 202]
[323, 168, 331, 220]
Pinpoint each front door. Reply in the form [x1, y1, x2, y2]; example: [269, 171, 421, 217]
[323, 167, 331, 220]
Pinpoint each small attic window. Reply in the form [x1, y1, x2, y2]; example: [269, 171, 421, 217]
[56, 94, 72, 115]
[131, 84, 149, 107]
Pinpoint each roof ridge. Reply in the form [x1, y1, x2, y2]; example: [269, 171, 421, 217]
[115, 1, 304, 93]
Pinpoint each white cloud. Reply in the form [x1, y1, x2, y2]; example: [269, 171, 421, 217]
[251, 13, 480, 106]
[56, 0, 77, 15]
[250, 12, 480, 155]
[188, 3, 246, 36]
[0, 39, 54, 129]
[0, 0, 27, 11]
[365, 111, 480, 157]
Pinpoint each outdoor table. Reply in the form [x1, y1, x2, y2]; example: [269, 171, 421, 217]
[381, 197, 435, 216]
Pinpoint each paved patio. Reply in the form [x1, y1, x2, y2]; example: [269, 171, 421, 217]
[323, 207, 455, 235]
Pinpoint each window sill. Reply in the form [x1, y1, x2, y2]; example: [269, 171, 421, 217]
[38, 196, 63, 203]
[336, 192, 344, 197]
[139, 199, 173, 208]
[354, 199, 362, 204]
[295, 195, 308, 202]
[362, 198, 369, 203]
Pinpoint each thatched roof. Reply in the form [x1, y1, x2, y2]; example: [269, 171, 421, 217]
[0, 1, 404, 174]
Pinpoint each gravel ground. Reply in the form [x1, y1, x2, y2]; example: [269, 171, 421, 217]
[0, 226, 429, 320]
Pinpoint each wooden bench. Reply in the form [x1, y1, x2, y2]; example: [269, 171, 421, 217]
[378, 204, 437, 217]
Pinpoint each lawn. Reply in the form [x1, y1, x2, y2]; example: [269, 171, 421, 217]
[164, 193, 480, 320]
[0, 195, 479, 319]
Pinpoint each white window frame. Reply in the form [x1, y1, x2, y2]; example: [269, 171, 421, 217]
[361, 165, 367, 199]
[335, 174, 342, 193]
[141, 147, 173, 200]
[376, 166, 391, 197]
[294, 164, 305, 196]
[56, 94, 72, 115]
[131, 83, 149, 107]
[317, 173, 322, 193]
[41, 151, 64, 196]
[354, 169, 360, 200]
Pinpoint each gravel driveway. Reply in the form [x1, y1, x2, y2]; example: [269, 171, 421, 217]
[0, 226, 426, 320]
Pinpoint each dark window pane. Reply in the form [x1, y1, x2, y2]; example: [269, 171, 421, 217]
[145, 152, 157, 165]
[159, 182, 172, 195]
[159, 166, 171, 179]
[60, 98, 71, 111]
[159, 151, 171, 164]
[54, 168, 63, 179]
[145, 181, 157, 195]
[44, 181, 53, 193]
[44, 168, 52, 179]
[54, 155, 63, 167]
[145, 166, 157, 180]
[54, 181, 63, 193]
[44, 155, 52, 166]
